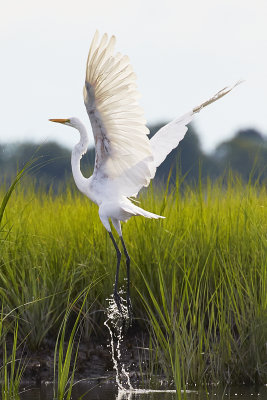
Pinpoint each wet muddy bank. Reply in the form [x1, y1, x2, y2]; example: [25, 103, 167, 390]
[1, 328, 155, 386]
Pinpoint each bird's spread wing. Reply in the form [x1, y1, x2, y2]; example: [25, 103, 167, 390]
[150, 112, 194, 168]
[84, 31, 155, 197]
[150, 81, 242, 168]
[84, 31, 241, 197]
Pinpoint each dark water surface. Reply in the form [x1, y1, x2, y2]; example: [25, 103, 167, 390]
[18, 382, 267, 400]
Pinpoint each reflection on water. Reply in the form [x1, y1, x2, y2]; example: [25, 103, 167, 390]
[19, 384, 186, 400]
[18, 382, 267, 400]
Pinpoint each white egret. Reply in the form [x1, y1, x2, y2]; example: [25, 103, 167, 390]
[50, 31, 240, 317]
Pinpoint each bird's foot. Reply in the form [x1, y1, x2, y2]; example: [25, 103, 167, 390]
[113, 291, 123, 315]
[126, 297, 133, 324]
[112, 290, 133, 331]
[121, 297, 133, 333]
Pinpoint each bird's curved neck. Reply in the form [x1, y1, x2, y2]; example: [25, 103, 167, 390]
[71, 121, 89, 193]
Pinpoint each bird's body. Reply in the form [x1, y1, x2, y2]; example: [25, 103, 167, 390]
[50, 31, 240, 317]
[69, 117, 163, 235]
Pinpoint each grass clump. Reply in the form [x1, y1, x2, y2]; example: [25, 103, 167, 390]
[53, 282, 100, 400]
[0, 319, 25, 400]
[137, 177, 267, 388]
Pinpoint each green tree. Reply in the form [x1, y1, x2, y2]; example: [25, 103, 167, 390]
[215, 129, 267, 182]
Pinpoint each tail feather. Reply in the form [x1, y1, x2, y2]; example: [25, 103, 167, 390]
[133, 204, 165, 219]
[121, 200, 164, 220]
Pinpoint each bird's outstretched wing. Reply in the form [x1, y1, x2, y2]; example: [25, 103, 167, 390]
[150, 81, 242, 168]
[84, 31, 155, 197]
[84, 31, 241, 198]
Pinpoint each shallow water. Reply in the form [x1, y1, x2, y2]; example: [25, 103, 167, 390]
[18, 382, 267, 400]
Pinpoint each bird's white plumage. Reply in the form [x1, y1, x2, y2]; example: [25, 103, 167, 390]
[82, 32, 240, 202]
[51, 31, 240, 234]
[83, 31, 155, 198]
[50, 31, 240, 316]
[150, 112, 194, 168]
[150, 82, 243, 168]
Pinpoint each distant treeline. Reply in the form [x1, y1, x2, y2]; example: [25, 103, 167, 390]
[0, 123, 266, 190]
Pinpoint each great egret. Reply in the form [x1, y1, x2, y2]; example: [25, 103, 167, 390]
[50, 31, 240, 317]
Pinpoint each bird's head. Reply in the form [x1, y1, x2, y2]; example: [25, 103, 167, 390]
[49, 117, 81, 129]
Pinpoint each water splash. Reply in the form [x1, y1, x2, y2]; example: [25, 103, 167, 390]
[104, 292, 133, 391]
[105, 294, 196, 399]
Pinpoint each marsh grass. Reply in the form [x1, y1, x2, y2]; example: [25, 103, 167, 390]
[0, 173, 266, 390]
[53, 283, 100, 400]
[0, 314, 26, 400]
[137, 177, 267, 388]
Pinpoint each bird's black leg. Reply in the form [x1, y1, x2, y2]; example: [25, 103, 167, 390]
[120, 236, 132, 319]
[108, 232, 122, 313]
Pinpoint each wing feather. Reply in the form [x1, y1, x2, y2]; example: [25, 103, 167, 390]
[150, 82, 242, 168]
[84, 32, 155, 197]
[86, 31, 100, 71]
[84, 32, 241, 198]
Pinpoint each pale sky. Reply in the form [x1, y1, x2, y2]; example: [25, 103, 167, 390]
[0, 0, 267, 152]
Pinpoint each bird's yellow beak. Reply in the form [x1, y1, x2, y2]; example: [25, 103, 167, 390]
[49, 118, 70, 124]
